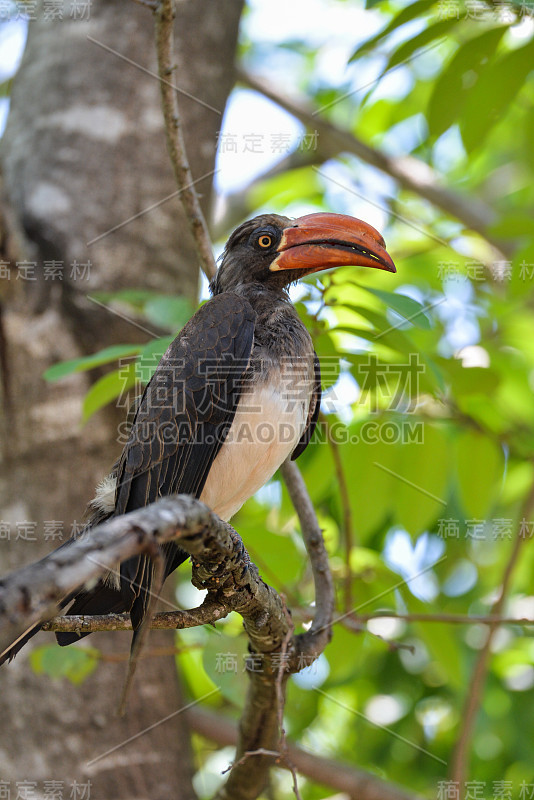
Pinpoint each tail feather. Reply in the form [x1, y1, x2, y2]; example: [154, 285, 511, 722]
[0, 623, 44, 666]
[0, 587, 77, 665]
[55, 582, 127, 646]
[1, 533, 190, 664]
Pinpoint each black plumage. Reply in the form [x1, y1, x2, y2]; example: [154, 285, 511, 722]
[1, 211, 395, 664]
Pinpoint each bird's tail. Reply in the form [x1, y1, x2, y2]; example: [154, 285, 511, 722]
[55, 582, 127, 646]
[0, 623, 44, 666]
[0, 580, 126, 665]
[1, 543, 189, 665]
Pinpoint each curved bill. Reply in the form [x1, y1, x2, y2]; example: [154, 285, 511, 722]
[270, 212, 396, 274]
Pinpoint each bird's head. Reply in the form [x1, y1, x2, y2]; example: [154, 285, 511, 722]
[211, 212, 396, 295]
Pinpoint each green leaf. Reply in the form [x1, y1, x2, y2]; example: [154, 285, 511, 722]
[300, 444, 336, 505]
[392, 423, 450, 535]
[439, 358, 500, 397]
[82, 362, 137, 423]
[286, 684, 320, 739]
[456, 430, 504, 518]
[356, 98, 397, 140]
[346, 420, 450, 536]
[384, 18, 458, 72]
[459, 37, 534, 153]
[414, 615, 463, 689]
[502, 460, 534, 506]
[335, 303, 391, 332]
[202, 634, 249, 707]
[488, 212, 534, 240]
[89, 291, 193, 331]
[143, 296, 193, 331]
[525, 104, 534, 173]
[340, 429, 395, 542]
[509, 242, 534, 298]
[90, 289, 162, 311]
[0, 77, 13, 99]
[238, 524, 304, 588]
[427, 26, 508, 138]
[249, 166, 323, 209]
[333, 324, 412, 358]
[29, 645, 98, 685]
[320, 625, 364, 684]
[43, 344, 142, 382]
[356, 286, 432, 329]
[349, 0, 437, 62]
[176, 639, 219, 699]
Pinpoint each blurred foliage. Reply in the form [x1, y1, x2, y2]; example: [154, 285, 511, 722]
[29, 644, 98, 685]
[31, 0, 534, 797]
[43, 290, 193, 422]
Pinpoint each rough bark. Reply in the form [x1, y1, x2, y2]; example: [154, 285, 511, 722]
[0, 0, 243, 797]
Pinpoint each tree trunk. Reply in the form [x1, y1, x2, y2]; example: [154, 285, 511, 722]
[0, 1, 243, 796]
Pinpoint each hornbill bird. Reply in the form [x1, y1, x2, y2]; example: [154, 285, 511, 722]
[0, 212, 395, 665]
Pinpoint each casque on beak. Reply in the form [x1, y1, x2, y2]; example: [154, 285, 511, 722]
[269, 212, 396, 274]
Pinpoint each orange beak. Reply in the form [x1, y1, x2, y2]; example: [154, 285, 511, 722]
[270, 212, 396, 274]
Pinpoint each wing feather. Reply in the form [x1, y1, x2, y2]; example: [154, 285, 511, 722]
[115, 293, 256, 628]
[291, 351, 321, 461]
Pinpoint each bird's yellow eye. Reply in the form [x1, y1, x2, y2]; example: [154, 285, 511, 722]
[258, 234, 273, 249]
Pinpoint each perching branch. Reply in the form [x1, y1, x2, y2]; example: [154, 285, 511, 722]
[42, 606, 228, 633]
[0, 480, 334, 800]
[155, 0, 217, 280]
[44, 606, 533, 635]
[281, 459, 335, 654]
[0, 496, 290, 663]
[215, 460, 335, 800]
[238, 68, 514, 260]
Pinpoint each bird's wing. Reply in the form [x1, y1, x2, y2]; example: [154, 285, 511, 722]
[291, 351, 321, 460]
[114, 293, 256, 629]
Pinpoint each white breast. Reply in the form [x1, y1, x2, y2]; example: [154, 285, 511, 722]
[200, 370, 313, 521]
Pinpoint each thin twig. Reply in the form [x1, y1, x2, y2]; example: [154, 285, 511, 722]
[353, 611, 534, 626]
[342, 616, 416, 654]
[224, 749, 283, 774]
[42, 602, 228, 633]
[130, 0, 158, 9]
[280, 459, 335, 648]
[155, 0, 217, 280]
[450, 481, 534, 792]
